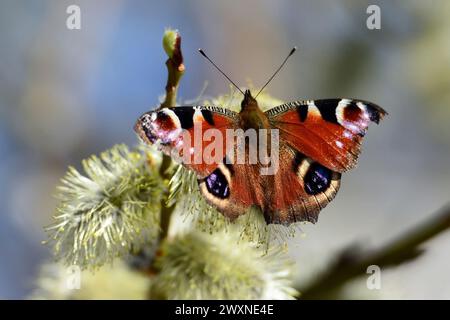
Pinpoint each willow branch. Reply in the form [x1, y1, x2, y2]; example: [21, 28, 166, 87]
[160, 31, 185, 108]
[158, 30, 184, 242]
[299, 204, 450, 299]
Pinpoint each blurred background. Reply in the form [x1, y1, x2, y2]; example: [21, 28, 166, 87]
[0, 0, 449, 299]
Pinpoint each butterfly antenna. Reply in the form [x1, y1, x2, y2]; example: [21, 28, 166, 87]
[198, 48, 245, 96]
[255, 46, 297, 98]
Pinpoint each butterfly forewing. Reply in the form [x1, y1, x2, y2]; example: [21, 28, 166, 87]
[136, 105, 238, 178]
[266, 99, 387, 172]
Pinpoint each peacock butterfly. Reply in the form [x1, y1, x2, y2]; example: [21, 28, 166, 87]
[134, 48, 387, 225]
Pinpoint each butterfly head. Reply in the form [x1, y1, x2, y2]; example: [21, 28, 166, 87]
[239, 90, 271, 130]
[241, 90, 258, 111]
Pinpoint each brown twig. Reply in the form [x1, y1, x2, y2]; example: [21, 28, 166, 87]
[158, 154, 175, 243]
[158, 30, 184, 242]
[299, 204, 450, 299]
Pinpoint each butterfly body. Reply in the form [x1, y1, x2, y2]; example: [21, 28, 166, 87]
[135, 90, 386, 225]
[239, 90, 271, 129]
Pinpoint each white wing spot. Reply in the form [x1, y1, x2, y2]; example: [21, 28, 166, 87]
[193, 107, 204, 123]
[357, 102, 371, 121]
[336, 99, 351, 126]
[307, 101, 320, 117]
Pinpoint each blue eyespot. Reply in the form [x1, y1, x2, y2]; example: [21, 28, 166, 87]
[205, 168, 230, 199]
[304, 163, 332, 195]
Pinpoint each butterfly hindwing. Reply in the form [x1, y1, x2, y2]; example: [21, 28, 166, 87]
[198, 160, 260, 221]
[265, 145, 341, 224]
[266, 99, 387, 172]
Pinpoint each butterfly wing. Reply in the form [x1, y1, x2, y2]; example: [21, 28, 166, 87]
[266, 99, 387, 172]
[257, 99, 386, 224]
[135, 105, 238, 178]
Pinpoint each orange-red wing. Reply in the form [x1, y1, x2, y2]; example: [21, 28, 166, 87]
[135, 106, 238, 178]
[266, 99, 387, 172]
